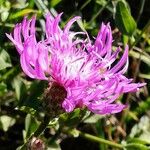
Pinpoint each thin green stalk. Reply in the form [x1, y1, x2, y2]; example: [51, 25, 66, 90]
[139, 73, 150, 79]
[89, 0, 111, 25]
[136, 0, 146, 24]
[19, 115, 51, 150]
[80, 0, 91, 10]
[0, 22, 15, 28]
[34, 0, 49, 13]
[66, 129, 124, 149]
[33, 115, 51, 137]
[79, 130, 124, 149]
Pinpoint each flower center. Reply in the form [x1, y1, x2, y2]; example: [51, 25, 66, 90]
[43, 82, 68, 116]
[48, 82, 67, 103]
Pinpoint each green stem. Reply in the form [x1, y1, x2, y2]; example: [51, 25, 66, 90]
[80, 0, 91, 10]
[136, 0, 146, 24]
[0, 22, 15, 28]
[66, 129, 124, 149]
[33, 115, 51, 137]
[34, 0, 49, 13]
[89, 0, 111, 25]
[19, 115, 51, 150]
[79, 131, 124, 149]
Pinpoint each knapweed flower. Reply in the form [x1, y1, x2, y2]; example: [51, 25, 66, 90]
[6, 12, 145, 115]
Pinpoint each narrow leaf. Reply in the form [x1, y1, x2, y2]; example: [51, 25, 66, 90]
[115, 1, 137, 36]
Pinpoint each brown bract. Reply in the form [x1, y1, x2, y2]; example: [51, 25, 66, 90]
[43, 82, 67, 117]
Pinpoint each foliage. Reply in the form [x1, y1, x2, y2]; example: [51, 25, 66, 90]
[0, 0, 150, 149]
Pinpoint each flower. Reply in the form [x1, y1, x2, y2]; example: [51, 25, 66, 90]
[6, 12, 145, 115]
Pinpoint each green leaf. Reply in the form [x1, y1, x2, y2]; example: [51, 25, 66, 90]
[129, 50, 150, 66]
[125, 143, 149, 150]
[18, 80, 46, 111]
[0, 49, 12, 70]
[12, 76, 27, 101]
[96, 0, 107, 6]
[50, 0, 62, 7]
[115, 1, 137, 36]
[83, 114, 103, 123]
[9, 9, 40, 20]
[24, 114, 39, 139]
[0, 82, 7, 96]
[139, 73, 150, 80]
[59, 108, 87, 127]
[0, 115, 16, 132]
[127, 138, 150, 145]
[129, 115, 150, 144]
[12, 0, 28, 9]
[1, 11, 9, 22]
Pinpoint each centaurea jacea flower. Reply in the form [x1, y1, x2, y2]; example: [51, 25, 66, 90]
[7, 13, 145, 115]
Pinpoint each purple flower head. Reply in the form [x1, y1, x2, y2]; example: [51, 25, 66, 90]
[6, 13, 145, 115]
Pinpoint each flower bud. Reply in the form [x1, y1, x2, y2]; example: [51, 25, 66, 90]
[28, 137, 45, 150]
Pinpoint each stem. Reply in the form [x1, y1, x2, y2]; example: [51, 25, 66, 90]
[80, 0, 91, 10]
[0, 22, 15, 28]
[89, 0, 111, 25]
[34, 0, 49, 13]
[66, 129, 124, 149]
[79, 131, 124, 149]
[19, 115, 51, 150]
[136, 0, 146, 24]
[33, 115, 51, 137]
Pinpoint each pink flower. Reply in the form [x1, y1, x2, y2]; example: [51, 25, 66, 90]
[6, 13, 145, 115]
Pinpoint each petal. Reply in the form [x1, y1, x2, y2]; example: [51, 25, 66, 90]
[64, 16, 81, 33]
[62, 98, 75, 112]
[110, 45, 128, 74]
[6, 33, 23, 53]
[20, 52, 35, 78]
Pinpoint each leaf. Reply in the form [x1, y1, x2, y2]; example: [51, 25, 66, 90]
[127, 138, 150, 145]
[115, 1, 137, 36]
[0, 115, 16, 132]
[96, 0, 107, 6]
[19, 106, 37, 115]
[0, 49, 12, 70]
[1, 11, 9, 22]
[139, 73, 150, 80]
[12, 76, 27, 100]
[9, 9, 40, 20]
[0, 82, 7, 96]
[125, 143, 149, 150]
[18, 80, 46, 111]
[50, 0, 62, 7]
[83, 114, 103, 123]
[129, 50, 150, 66]
[25, 114, 39, 139]
[59, 108, 87, 127]
[12, 0, 28, 9]
[129, 115, 150, 144]
[138, 98, 150, 114]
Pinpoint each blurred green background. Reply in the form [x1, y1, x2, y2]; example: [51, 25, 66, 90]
[0, 0, 150, 149]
